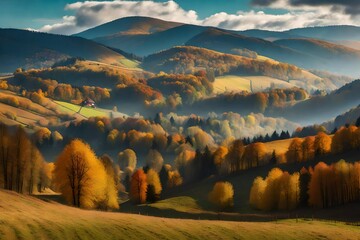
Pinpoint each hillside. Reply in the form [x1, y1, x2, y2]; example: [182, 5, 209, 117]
[271, 80, 360, 125]
[1, 190, 359, 240]
[239, 29, 301, 41]
[240, 25, 360, 43]
[0, 29, 137, 73]
[142, 46, 340, 92]
[274, 38, 360, 76]
[287, 25, 360, 42]
[186, 29, 314, 64]
[186, 28, 360, 76]
[0, 89, 124, 129]
[75, 16, 183, 39]
[323, 105, 360, 131]
[94, 24, 206, 57]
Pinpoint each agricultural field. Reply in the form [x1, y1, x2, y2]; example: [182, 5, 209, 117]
[213, 75, 296, 94]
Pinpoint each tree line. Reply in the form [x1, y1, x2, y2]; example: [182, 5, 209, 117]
[250, 159, 360, 210]
[0, 124, 53, 194]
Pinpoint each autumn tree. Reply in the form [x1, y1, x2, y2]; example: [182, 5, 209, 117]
[302, 136, 315, 162]
[249, 177, 267, 210]
[0, 124, 10, 189]
[146, 169, 162, 202]
[226, 140, 245, 172]
[242, 142, 267, 168]
[53, 139, 107, 209]
[309, 162, 330, 208]
[261, 168, 283, 210]
[213, 146, 229, 174]
[118, 149, 137, 170]
[167, 170, 183, 188]
[278, 172, 299, 210]
[314, 132, 331, 157]
[145, 149, 164, 173]
[130, 169, 147, 204]
[99, 155, 120, 210]
[208, 181, 234, 210]
[250, 168, 299, 211]
[286, 138, 303, 163]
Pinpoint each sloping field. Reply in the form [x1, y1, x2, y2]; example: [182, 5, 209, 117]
[54, 101, 109, 118]
[0, 190, 359, 240]
[214, 75, 295, 94]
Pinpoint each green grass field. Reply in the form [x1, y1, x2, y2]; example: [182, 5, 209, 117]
[145, 196, 206, 214]
[54, 101, 110, 118]
[0, 190, 359, 240]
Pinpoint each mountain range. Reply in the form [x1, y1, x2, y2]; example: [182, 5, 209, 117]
[75, 17, 360, 77]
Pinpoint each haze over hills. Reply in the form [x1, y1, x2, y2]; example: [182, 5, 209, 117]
[0, 28, 137, 73]
[273, 38, 360, 76]
[185, 28, 314, 66]
[270, 80, 360, 125]
[239, 26, 360, 42]
[92, 24, 206, 57]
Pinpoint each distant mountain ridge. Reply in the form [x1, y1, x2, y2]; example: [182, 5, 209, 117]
[74, 16, 184, 39]
[0, 28, 136, 73]
[74, 17, 360, 76]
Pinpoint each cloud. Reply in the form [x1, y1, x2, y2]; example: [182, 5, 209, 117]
[202, 9, 356, 31]
[39, 0, 360, 35]
[40, 0, 199, 35]
[252, 0, 360, 15]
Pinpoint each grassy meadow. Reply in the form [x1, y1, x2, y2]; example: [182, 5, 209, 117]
[0, 190, 359, 240]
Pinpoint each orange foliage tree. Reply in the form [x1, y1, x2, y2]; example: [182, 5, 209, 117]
[130, 169, 147, 204]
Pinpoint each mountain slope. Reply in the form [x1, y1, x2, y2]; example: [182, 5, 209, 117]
[239, 25, 360, 43]
[287, 25, 360, 42]
[93, 24, 206, 57]
[239, 29, 301, 41]
[274, 38, 360, 76]
[0, 29, 136, 73]
[143, 46, 352, 92]
[75, 16, 183, 39]
[271, 80, 360, 124]
[185, 28, 319, 69]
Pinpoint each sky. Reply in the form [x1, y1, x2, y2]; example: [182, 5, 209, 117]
[1, 0, 360, 35]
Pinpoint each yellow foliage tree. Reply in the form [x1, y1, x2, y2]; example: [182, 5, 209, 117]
[146, 169, 162, 202]
[302, 136, 315, 162]
[100, 155, 119, 210]
[208, 181, 234, 210]
[314, 132, 331, 157]
[286, 138, 303, 163]
[249, 177, 267, 210]
[167, 170, 183, 188]
[53, 139, 107, 209]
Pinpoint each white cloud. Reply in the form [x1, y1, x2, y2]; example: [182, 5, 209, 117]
[38, 0, 360, 35]
[202, 8, 357, 31]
